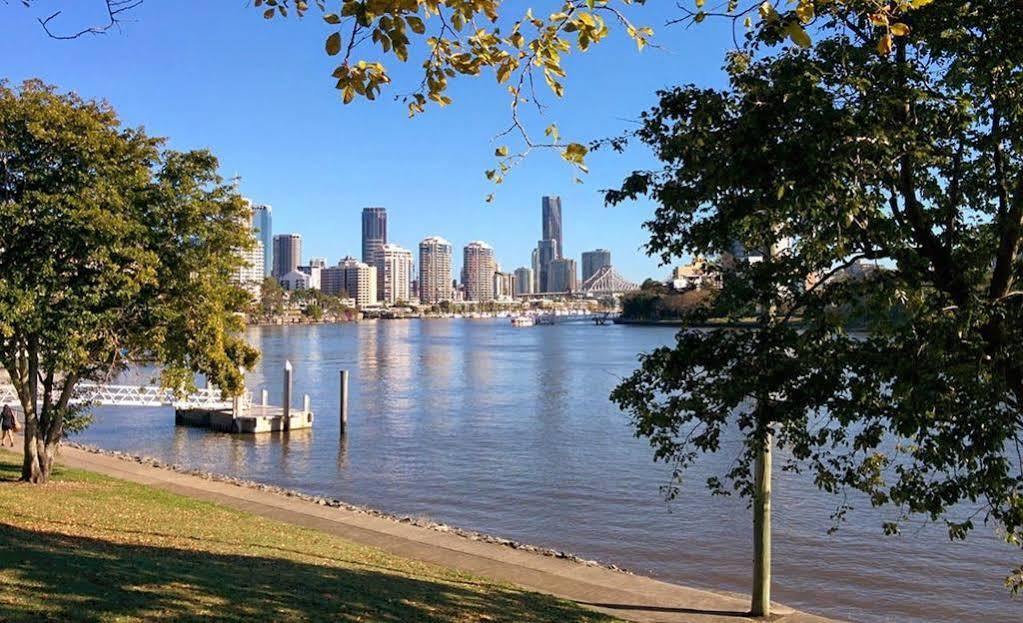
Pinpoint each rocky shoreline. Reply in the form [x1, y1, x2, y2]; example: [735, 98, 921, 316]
[63, 441, 632, 575]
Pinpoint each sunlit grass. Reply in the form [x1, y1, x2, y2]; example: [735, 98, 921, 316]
[0, 450, 618, 623]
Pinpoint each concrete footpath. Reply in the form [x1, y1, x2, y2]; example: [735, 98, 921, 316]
[48, 445, 841, 623]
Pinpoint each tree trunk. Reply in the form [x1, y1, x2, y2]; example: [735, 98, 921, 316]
[22, 432, 56, 484]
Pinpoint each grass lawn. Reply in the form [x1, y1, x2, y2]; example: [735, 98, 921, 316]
[0, 450, 619, 623]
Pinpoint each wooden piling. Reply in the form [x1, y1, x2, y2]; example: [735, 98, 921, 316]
[282, 360, 292, 432]
[339, 369, 349, 436]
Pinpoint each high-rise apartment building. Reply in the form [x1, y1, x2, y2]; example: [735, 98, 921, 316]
[338, 256, 379, 308]
[514, 267, 534, 296]
[582, 249, 612, 283]
[493, 271, 516, 299]
[419, 236, 453, 304]
[531, 248, 540, 293]
[272, 233, 302, 278]
[462, 241, 496, 302]
[380, 243, 414, 305]
[249, 202, 272, 276]
[548, 258, 579, 293]
[361, 207, 387, 298]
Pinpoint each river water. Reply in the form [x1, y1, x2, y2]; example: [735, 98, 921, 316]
[76, 320, 1019, 622]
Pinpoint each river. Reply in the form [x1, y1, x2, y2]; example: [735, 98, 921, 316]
[76, 319, 1019, 623]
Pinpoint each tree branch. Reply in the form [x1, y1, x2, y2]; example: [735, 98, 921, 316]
[34, 0, 142, 40]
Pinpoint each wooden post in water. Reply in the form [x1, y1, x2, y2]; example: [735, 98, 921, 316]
[303, 394, 310, 414]
[339, 369, 349, 436]
[282, 360, 292, 432]
[261, 388, 268, 407]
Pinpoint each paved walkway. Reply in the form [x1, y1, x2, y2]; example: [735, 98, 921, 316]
[44, 445, 840, 623]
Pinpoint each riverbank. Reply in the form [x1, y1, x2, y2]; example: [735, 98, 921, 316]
[0, 444, 838, 623]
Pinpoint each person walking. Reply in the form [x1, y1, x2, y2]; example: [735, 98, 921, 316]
[1, 404, 16, 447]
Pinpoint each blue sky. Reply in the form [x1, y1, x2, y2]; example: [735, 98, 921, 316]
[4, 2, 735, 281]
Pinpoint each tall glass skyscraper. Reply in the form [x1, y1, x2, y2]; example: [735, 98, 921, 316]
[362, 207, 387, 299]
[541, 196, 563, 256]
[249, 203, 272, 276]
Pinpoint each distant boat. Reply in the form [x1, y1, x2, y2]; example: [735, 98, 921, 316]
[511, 316, 535, 328]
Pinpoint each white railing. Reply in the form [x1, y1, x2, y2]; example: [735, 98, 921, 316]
[0, 382, 249, 411]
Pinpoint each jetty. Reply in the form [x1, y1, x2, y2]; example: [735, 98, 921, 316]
[0, 360, 313, 435]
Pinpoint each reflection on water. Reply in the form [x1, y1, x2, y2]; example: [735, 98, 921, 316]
[76, 320, 1017, 623]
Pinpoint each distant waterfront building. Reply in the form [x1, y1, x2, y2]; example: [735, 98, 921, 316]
[296, 263, 322, 290]
[419, 236, 453, 304]
[362, 207, 387, 299]
[514, 267, 534, 296]
[547, 258, 579, 293]
[249, 201, 272, 276]
[272, 233, 302, 278]
[581, 249, 611, 283]
[321, 263, 348, 297]
[280, 269, 313, 292]
[462, 241, 496, 302]
[308, 257, 327, 269]
[339, 256, 379, 308]
[493, 271, 516, 300]
[536, 239, 559, 292]
[380, 243, 414, 305]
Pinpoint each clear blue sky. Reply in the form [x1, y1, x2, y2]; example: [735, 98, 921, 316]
[3, 2, 734, 282]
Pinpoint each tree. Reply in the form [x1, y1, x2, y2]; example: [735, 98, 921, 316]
[605, 0, 1023, 598]
[260, 276, 286, 319]
[0, 80, 258, 483]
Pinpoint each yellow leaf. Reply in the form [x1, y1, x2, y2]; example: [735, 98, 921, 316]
[890, 23, 911, 37]
[877, 33, 894, 55]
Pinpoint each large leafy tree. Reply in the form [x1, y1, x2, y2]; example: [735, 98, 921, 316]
[0, 80, 258, 483]
[605, 0, 1023, 593]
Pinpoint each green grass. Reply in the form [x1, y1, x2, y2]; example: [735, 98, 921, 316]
[0, 451, 618, 623]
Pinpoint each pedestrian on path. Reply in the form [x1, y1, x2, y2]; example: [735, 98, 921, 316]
[1, 404, 17, 447]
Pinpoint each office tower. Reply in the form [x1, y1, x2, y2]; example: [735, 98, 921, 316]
[493, 271, 516, 299]
[542, 196, 563, 255]
[381, 243, 414, 305]
[582, 249, 612, 283]
[514, 267, 534, 295]
[536, 239, 559, 292]
[548, 258, 579, 293]
[272, 233, 302, 278]
[249, 202, 272, 276]
[462, 241, 496, 302]
[362, 207, 387, 298]
[419, 236, 453, 304]
[338, 256, 379, 308]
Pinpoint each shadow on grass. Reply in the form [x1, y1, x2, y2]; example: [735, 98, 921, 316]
[0, 524, 612, 623]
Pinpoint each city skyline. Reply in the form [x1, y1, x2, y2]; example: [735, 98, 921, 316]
[0, 4, 721, 285]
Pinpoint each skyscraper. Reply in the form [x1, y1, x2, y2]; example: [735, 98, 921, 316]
[380, 243, 414, 305]
[233, 201, 264, 297]
[548, 258, 579, 293]
[531, 248, 540, 293]
[249, 202, 272, 276]
[462, 241, 496, 302]
[582, 249, 612, 283]
[272, 233, 302, 278]
[419, 236, 453, 304]
[542, 196, 563, 254]
[536, 239, 559, 293]
[514, 267, 534, 295]
[361, 207, 387, 297]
